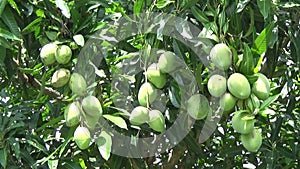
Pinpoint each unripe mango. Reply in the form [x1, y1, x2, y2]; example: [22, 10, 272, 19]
[220, 93, 237, 112]
[51, 68, 70, 88]
[129, 106, 149, 126]
[207, 74, 227, 97]
[55, 45, 72, 64]
[209, 43, 232, 70]
[82, 96, 102, 117]
[69, 73, 87, 96]
[232, 111, 255, 134]
[40, 43, 58, 65]
[158, 51, 178, 73]
[73, 126, 91, 150]
[64, 102, 80, 127]
[227, 73, 251, 99]
[187, 94, 211, 120]
[146, 63, 167, 89]
[252, 73, 270, 100]
[241, 128, 262, 152]
[148, 110, 165, 132]
[138, 82, 157, 106]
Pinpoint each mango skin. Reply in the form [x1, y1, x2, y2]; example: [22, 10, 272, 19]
[82, 96, 103, 117]
[51, 68, 70, 88]
[241, 128, 262, 152]
[227, 73, 251, 99]
[55, 45, 72, 64]
[64, 102, 80, 127]
[207, 74, 227, 97]
[73, 126, 91, 150]
[252, 73, 270, 100]
[129, 106, 149, 126]
[209, 43, 232, 70]
[138, 82, 157, 107]
[187, 94, 211, 120]
[40, 43, 58, 65]
[146, 63, 167, 89]
[69, 73, 87, 96]
[232, 111, 254, 134]
[148, 110, 165, 132]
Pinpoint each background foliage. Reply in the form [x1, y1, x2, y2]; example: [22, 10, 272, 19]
[0, 0, 299, 168]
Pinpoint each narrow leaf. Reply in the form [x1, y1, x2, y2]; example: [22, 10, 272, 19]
[260, 94, 280, 110]
[22, 18, 42, 35]
[0, 0, 7, 16]
[96, 131, 112, 161]
[156, 0, 174, 9]
[1, 6, 22, 38]
[133, 0, 144, 15]
[103, 114, 128, 130]
[191, 6, 209, 25]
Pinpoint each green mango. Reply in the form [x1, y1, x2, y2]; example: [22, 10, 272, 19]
[252, 73, 270, 100]
[40, 43, 58, 65]
[73, 126, 91, 150]
[220, 92, 237, 112]
[209, 43, 232, 70]
[82, 95, 103, 117]
[129, 106, 149, 126]
[51, 68, 70, 88]
[55, 45, 72, 64]
[227, 73, 251, 99]
[69, 73, 87, 96]
[146, 63, 167, 89]
[158, 51, 178, 73]
[187, 94, 211, 120]
[207, 74, 227, 97]
[148, 110, 165, 132]
[64, 102, 80, 127]
[232, 111, 255, 134]
[241, 128, 262, 152]
[138, 82, 157, 106]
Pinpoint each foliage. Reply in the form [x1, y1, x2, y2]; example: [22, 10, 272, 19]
[0, 0, 299, 168]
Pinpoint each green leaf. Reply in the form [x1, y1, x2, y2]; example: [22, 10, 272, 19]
[155, 0, 174, 9]
[96, 130, 112, 161]
[22, 18, 42, 35]
[252, 22, 275, 56]
[73, 34, 84, 47]
[45, 31, 57, 41]
[48, 159, 59, 169]
[0, 148, 7, 168]
[1, 6, 22, 39]
[55, 0, 70, 18]
[238, 43, 254, 75]
[190, 6, 209, 25]
[257, 0, 271, 19]
[260, 94, 280, 110]
[0, 0, 7, 16]
[7, 0, 20, 15]
[0, 37, 10, 48]
[133, 0, 144, 15]
[0, 27, 21, 41]
[61, 161, 82, 169]
[274, 2, 300, 8]
[103, 114, 128, 130]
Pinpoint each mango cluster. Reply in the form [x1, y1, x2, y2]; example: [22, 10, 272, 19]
[40, 43, 73, 88]
[206, 43, 271, 152]
[64, 73, 103, 150]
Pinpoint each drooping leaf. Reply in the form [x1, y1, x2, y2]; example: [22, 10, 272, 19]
[22, 18, 42, 35]
[133, 0, 144, 15]
[96, 130, 112, 161]
[0, 0, 7, 16]
[191, 6, 210, 25]
[238, 43, 254, 75]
